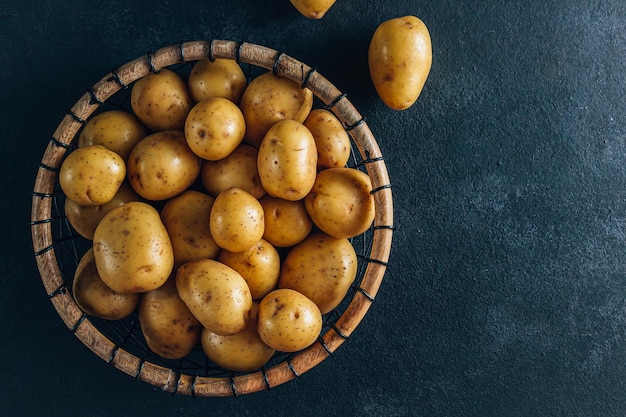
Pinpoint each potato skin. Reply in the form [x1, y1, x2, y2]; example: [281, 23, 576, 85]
[304, 109, 351, 169]
[259, 195, 312, 248]
[368, 15, 432, 110]
[78, 110, 147, 161]
[187, 58, 247, 104]
[289, 0, 336, 19]
[201, 144, 265, 199]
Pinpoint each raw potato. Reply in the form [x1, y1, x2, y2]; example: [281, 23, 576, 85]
[59, 145, 126, 206]
[368, 15, 432, 110]
[127, 130, 202, 201]
[201, 144, 265, 199]
[257, 119, 318, 201]
[131, 68, 193, 131]
[218, 238, 281, 300]
[210, 187, 265, 253]
[72, 248, 139, 320]
[175, 259, 253, 336]
[188, 58, 247, 104]
[160, 190, 220, 267]
[305, 167, 375, 239]
[78, 110, 147, 160]
[290, 0, 336, 19]
[93, 201, 174, 293]
[278, 232, 357, 314]
[260, 195, 312, 247]
[304, 108, 351, 169]
[257, 288, 322, 352]
[138, 278, 202, 360]
[239, 71, 313, 148]
[184, 96, 246, 161]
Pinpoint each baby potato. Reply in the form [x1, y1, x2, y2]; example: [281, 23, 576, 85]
[131, 68, 193, 131]
[184, 97, 246, 161]
[138, 278, 202, 360]
[368, 15, 432, 110]
[278, 232, 357, 314]
[200, 303, 275, 372]
[127, 130, 202, 201]
[304, 109, 351, 169]
[290, 0, 336, 19]
[210, 187, 264, 253]
[65, 183, 140, 240]
[59, 145, 126, 206]
[201, 144, 265, 199]
[175, 259, 253, 336]
[239, 71, 313, 148]
[188, 58, 247, 104]
[93, 201, 174, 293]
[305, 167, 375, 239]
[259, 195, 312, 247]
[78, 110, 147, 160]
[257, 119, 317, 201]
[72, 248, 139, 320]
[160, 190, 220, 267]
[257, 288, 322, 352]
[218, 238, 280, 300]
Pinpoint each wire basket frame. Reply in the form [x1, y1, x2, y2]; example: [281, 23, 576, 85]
[30, 39, 394, 397]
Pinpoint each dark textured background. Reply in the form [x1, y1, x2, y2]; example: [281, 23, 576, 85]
[3, 0, 626, 416]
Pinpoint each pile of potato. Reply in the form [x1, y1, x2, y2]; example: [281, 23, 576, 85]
[60, 56, 376, 372]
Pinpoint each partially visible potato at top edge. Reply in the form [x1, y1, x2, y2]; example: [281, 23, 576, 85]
[290, 0, 336, 19]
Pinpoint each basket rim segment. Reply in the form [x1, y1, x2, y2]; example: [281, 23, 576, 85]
[30, 39, 394, 397]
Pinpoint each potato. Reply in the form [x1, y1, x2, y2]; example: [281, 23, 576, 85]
[368, 15, 432, 110]
[138, 277, 202, 359]
[257, 288, 322, 352]
[59, 145, 126, 206]
[65, 183, 140, 240]
[304, 109, 351, 169]
[210, 187, 264, 253]
[93, 201, 174, 293]
[278, 232, 357, 314]
[239, 71, 313, 148]
[72, 248, 139, 320]
[201, 144, 265, 199]
[127, 130, 202, 201]
[218, 238, 280, 300]
[188, 58, 247, 104]
[259, 195, 312, 247]
[175, 259, 253, 336]
[304, 167, 375, 239]
[160, 190, 220, 267]
[78, 110, 147, 160]
[290, 0, 336, 19]
[257, 119, 317, 201]
[184, 97, 246, 161]
[131, 68, 193, 131]
[200, 303, 275, 372]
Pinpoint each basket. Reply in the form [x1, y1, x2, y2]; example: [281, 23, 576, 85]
[30, 39, 394, 397]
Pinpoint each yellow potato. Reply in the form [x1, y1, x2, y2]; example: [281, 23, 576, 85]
[218, 238, 280, 300]
[201, 144, 265, 199]
[72, 248, 139, 320]
[304, 167, 375, 239]
[138, 278, 202, 359]
[257, 119, 317, 201]
[278, 232, 357, 314]
[239, 71, 313, 148]
[188, 58, 247, 104]
[184, 97, 246, 161]
[259, 195, 312, 247]
[175, 259, 253, 336]
[210, 187, 264, 253]
[59, 145, 126, 206]
[93, 201, 174, 293]
[127, 130, 202, 201]
[131, 68, 193, 131]
[160, 190, 220, 268]
[304, 108, 351, 169]
[257, 288, 322, 352]
[290, 0, 336, 19]
[78, 110, 147, 160]
[65, 183, 140, 240]
[368, 15, 432, 110]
